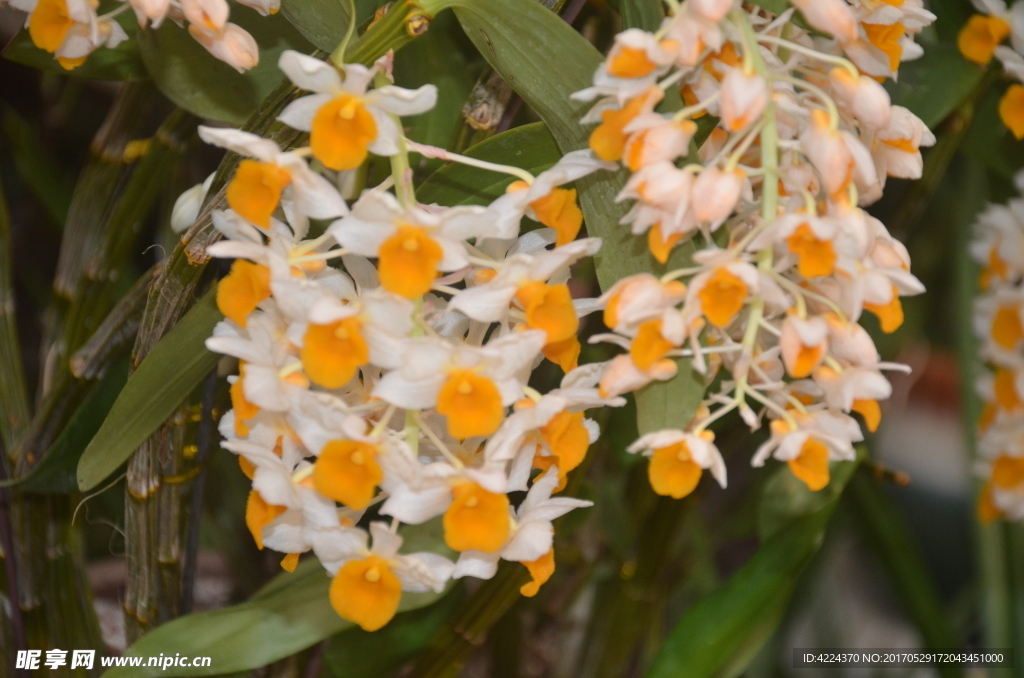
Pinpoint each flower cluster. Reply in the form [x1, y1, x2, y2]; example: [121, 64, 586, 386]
[575, 0, 931, 494]
[183, 0, 935, 633]
[186, 49, 618, 631]
[8, 0, 264, 72]
[958, 0, 1024, 138]
[972, 170, 1024, 523]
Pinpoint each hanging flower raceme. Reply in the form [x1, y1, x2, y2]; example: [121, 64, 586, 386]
[575, 0, 930, 496]
[9, 0, 262, 71]
[183, 45, 625, 632]
[972, 170, 1024, 523]
[958, 0, 1024, 138]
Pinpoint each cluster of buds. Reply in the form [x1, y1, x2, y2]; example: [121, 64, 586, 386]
[8, 0, 264, 72]
[973, 171, 1024, 523]
[180, 0, 936, 632]
[576, 0, 931, 495]
[187, 49, 619, 632]
[958, 0, 1024, 138]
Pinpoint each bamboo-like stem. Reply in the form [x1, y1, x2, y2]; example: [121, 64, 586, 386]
[585, 494, 688, 678]
[180, 369, 218, 615]
[0, 448, 27, 677]
[0, 177, 29, 452]
[408, 561, 530, 678]
[15, 107, 198, 479]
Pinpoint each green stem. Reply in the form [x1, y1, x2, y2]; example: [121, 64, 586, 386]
[408, 561, 530, 678]
[343, 0, 432, 66]
[730, 10, 778, 406]
[847, 471, 963, 678]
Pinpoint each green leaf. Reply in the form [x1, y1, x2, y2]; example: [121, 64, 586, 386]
[644, 456, 862, 678]
[395, 11, 478, 176]
[757, 450, 861, 541]
[847, 472, 963, 678]
[886, 42, 985, 129]
[2, 10, 147, 80]
[77, 289, 222, 492]
[12, 358, 129, 494]
[281, 0, 353, 53]
[447, 0, 705, 430]
[323, 587, 464, 678]
[416, 121, 562, 206]
[102, 557, 451, 678]
[619, 0, 664, 31]
[282, 0, 385, 52]
[634, 362, 704, 435]
[136, 6, 315, 125]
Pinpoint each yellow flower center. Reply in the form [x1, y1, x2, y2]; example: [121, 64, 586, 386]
[534, 410, 590, 491]
[995, 368, 1021, 410]
[589, 88, 662, 162]
[437, 369, 504, 439]
[630, 318, 674, 371]
[992, 306, 1024, 350]
[29, 0, 74, 53]
[788, 437, 830, 491]
[958, 14, 1011, 65]
[648, 441, 703, 499]
[245, 490, 287, 550]
[786, 223, 836, 278]
[999, 85, 1024, 140]
[230, 363, 260, 437]
[226, 160, 292, 228]
[515, 281, 579, 345]
[542, 335, 581, 373]
[698, 268, 748, 328]
[862, 22, 906, 71]
[527, 186, 583, 247]
[217, 259, 272, 327]
[313, 440, 382, 510]
[520, 549, 555, 597]
[57, 55, 88, 71]
[301, 316, 369, 389]
[609, 45, 658, 78]
[329, 555, 402, 631]
[790, 342, 826, 379]
[648, 223, 683, 264]
[443, 481, 510, 553]
[311, 94, 378, 171]
[863, 286, 904, 333]
[377, 224, 443, 299]
[992, 455, 1024, 489]
[852, 398, 882, 432]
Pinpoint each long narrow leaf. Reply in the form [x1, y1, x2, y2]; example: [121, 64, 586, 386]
[103, 558, 449, 678]
[645, 457, 862, 678]
[77, 290, 222, 491]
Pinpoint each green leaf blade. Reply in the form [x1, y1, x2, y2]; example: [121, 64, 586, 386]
[77, 289, 222, 492]
[645, 456, 862, 678]
[137, 7, 315, 125]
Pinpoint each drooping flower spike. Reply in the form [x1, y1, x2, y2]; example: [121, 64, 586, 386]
[186, 0, 934, 633]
